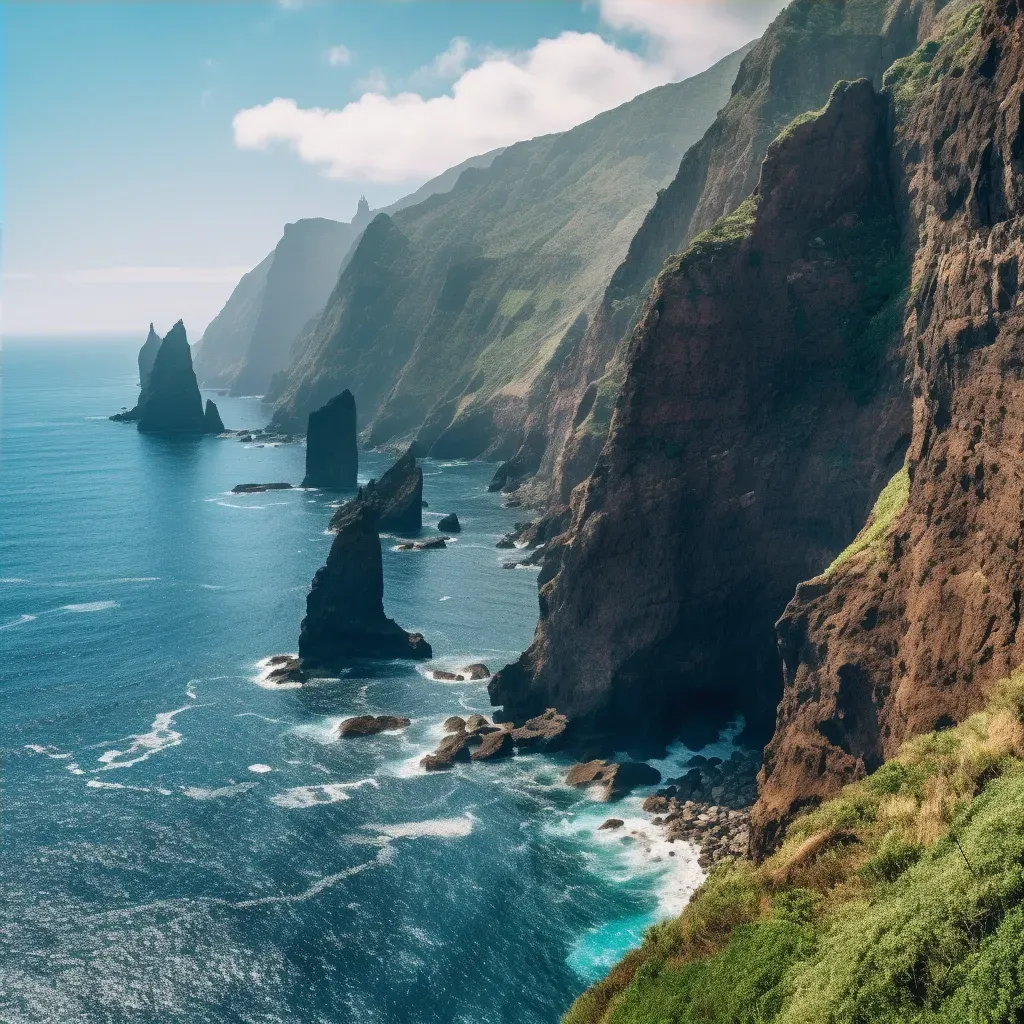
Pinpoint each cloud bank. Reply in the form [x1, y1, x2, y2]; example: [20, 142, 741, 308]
[233, 0, 786, 183]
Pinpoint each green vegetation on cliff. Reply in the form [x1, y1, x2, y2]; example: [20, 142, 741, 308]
[827, 464, 909, 574]
[566, 670, 1024, 1024]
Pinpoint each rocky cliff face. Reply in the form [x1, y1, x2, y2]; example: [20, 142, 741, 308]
[110, 323, 164, 422]
[301, 391, 357, 490]
[268, 48, 750, 449]
[203, 399, 225, 434]
[136, 321, 209, 434]
[490, 79, 912, 754]
[298, 500, 431, 666]
[331, 450, 422, 533]
[505, 0, 950, 509]
[753, 0, 1024, 856]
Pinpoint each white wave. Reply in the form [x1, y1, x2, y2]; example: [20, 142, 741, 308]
[252, 654, 303, 690]
[642, 718, 747, 780]
[181, 782, 257, 800]
[440, 596, 452, 602]
[24, 743, 73, 760]
[248, 764, 273, 774]
[86, 779, 173, 795]
[105, 577, 159, 584]
[1, 613, 37, 629]
[0, 577, 29, 584]
[215, 501, 264, 510]
[363, 815, 474, 840]
[95, 705, 192, 771]
[66, 763, 85, 776]
[199, 584, 223, 590]
[62, 601, 118, 613]
[270, 778, 378, 809]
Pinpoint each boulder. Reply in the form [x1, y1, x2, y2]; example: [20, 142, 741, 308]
[302, 390, 358, 490]
[565, 759, 662, 801]
[465, 714, 490, 732]
[298, 500, 431, 667]
[420, 730, 472, 770]
[204, 399, 226, 434]
[136, 321, 208, 433]
[471, 729, 513, 761]
[338, 715, 411, 736]
[415, 538, 447, 550]
[462, 663, 490, 680]
[510, 708, 568, 751]
[443, 716, 467, 733]
[437, 513, 461, 533]
[432, 670, 465, 681]
[599, 819, 625, 830]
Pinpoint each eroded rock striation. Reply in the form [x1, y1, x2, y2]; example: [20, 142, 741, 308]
[491, 80, 911, 754]
[302, 390, 358, 490]
[331, 450, 422, 533]
[753, 0, 1024, 856]
[298, 500, 431, 667]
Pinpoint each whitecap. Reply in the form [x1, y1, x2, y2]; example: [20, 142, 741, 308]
[86, 779, 171, 795]
[24, 743, 71, 759]
[440, 596, 452, 602]
[95, 705, 192, 771]
[215, 501, 264, 510]
[199, 584, 223, 590]
[270, 778, 378, 809]
[66, 763, 85, 776]
[252, 654, 303, 690]
[1, 613, 37, 629]
[0, 577, 29, 584]
[363, 816, 474, 840]
[181, 782, 257, 800]
[248, 764, 273, 774]
[61, 601, 118, 613]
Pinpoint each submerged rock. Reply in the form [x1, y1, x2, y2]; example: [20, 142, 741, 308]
[415, 538, 447, 550]
[302, 390, 358, 490]
[136, 321, 208, 434]
[599, 819, 625, 831]
[437, 513, 461, 533]
[298, 500, 432, 667]
[338, 715, 411, 736]
[231, 482, 293, 494]
[330, 449, 423, 533]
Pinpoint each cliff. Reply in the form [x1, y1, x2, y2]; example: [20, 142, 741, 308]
[753, 0, 1024, 855]
[506, 0, 949, 508]
[298, 500, 431, 666]
[193, 151, 502, 393]
[491, 78, 911, 754]
[302, 391, 358, 490]
[136, 321, 210, 434]
[109, 323, 164, 422]
[267, 47, 752, 450]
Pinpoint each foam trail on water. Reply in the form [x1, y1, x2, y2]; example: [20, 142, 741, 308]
[181, 782, 257, 800]
[271, 778, 379, 809]
[62, 601, 118, 613]
[363, 815, 474, 840]
[95, 705, 193, 771]
[1, 614, 37, 630]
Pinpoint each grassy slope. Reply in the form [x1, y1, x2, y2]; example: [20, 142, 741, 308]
[566, 670, 1024, 1024]
[270, 46, 751, 446]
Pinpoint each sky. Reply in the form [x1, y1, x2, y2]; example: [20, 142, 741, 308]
[1, 1, 786, 339]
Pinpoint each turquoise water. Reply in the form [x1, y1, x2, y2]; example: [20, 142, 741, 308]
[0, 339, 704, 1023]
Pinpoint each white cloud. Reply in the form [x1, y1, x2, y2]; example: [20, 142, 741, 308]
[325, 44, 352, 67]
[353, 68, 389, 94]
[67, 266, 250, 285]
[430, 37, 471, 78]
[233, 0, 787, 184]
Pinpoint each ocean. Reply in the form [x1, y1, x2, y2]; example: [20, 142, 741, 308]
[0, 338, 712, 1023]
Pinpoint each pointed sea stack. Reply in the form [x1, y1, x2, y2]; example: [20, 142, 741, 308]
[110, 322, 163, 422]
[301, 390, 357, 489]
[298, 500, 431, 666]
[329, 449, 422, 533]
[203, 399, 225, 434]
[136, 321, 207, 434]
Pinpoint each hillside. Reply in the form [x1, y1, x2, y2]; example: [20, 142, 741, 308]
[193, 150, 502, 395]
[267, 45, 753, 447]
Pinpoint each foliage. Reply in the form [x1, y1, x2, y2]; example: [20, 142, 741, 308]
[826, 465, 909, 575]
[564, 669, 1024, 1024]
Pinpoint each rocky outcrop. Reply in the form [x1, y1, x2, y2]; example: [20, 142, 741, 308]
[338, 715, 411, 736]
[491, 80, 912, 754]
[298, 500, 431, 667]
[420, 713, 513, 769]
[436, 513, 460, 533]
[232, 482, 293, 494]
[301, 390, 358, 490]
[753, 0, 1024, 857]
[564, 759, 662, 800]
[136, 321, 210, 434]
[267, 49, 750, 448]
[331, 450, 422, 533]
[204, 400, 225, 434]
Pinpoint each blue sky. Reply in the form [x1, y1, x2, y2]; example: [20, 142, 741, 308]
[2, 1, 783, 337]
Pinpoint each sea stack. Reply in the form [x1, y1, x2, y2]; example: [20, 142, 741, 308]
[203, 399, 225, 434]
[109, 323, 163, 422]
[136, 321, 208, 434]
[329, 449, 423, 533]
[301, 390, 358, 489]
[298, 500, 431, 666]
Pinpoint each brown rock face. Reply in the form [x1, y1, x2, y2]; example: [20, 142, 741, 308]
[338, 715, 411, 736]
[753, 1, 1024, 856]
[491, 80, 910, 753]
[298, 500, 431, 667]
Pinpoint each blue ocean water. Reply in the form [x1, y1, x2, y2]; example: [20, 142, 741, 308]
[0, 339, 706, 1024]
